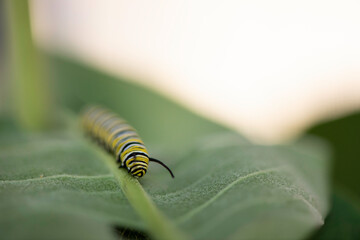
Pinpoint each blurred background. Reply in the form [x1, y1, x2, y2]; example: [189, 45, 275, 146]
[1, 1, 360, 238]
[26, 0, 360, 143]
[2, 0, 360, 191]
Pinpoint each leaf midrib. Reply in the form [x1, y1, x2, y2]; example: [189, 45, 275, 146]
[0, 174, 113, 183]
[176, 166, 284, 223]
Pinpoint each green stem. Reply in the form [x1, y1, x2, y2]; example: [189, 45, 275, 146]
[6, 0, 51, 130]
[97, 149, 188, 240]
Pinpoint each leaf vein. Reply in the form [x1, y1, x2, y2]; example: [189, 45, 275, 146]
[0, 174, 113, 183]
[296, 195, 324, 224]
[177, 166, 284, 223]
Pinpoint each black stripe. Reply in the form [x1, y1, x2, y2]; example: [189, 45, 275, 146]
[121, 141, 145, 154]
[111, 130, 136, 141]
[130, 167, 147, 174]
[118, 134, 139, 143]
[94, 114, 112, 135]
[109, 124, 128, 134]
[124, 151, 148, 161]
[118, 151, 136, 164]
[103, 118, 123, 132]
[109, 127, 132, 140]
[116, 141, 143, 157]
[97, 116, 114, 132]
[95, 113, 110, 124]
[91, 110, 108, 123]
[89, 111, 108, 133]
[101, 116, 118, 129]
[127, 160, 148, 165]
[113, 135, 138, 150]
[122, 152, 149, 166]
[112, 135, 139, 153]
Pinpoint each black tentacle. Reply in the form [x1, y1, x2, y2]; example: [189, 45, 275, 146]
[149, 158, 175, 178]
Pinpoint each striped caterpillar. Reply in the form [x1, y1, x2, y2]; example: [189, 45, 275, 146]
[82, 106, 174, 178]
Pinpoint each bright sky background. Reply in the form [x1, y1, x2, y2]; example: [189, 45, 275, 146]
[30, 0, 360, 143]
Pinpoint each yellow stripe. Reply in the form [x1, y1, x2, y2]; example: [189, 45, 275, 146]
[82, 106, 152, 178]
[99, 117, 119, 140]
[102, 121, 123, 145]
[104, 119, 125, 132]
[115, 138, 144, 156]
[111, 133, 140, 150]
[93, 113, 114, 138]
[131, 165, 148, 172]
[122, 146, 147, 158]
[106, 125, 134, 143]
[126, 155, 149, 163]
[128, 161, 148, 169]
[132, 168, 147, 175]
[81, 106, 97, 130]
[88, 109, 108, 133]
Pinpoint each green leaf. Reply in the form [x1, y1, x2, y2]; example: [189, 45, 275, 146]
[308, 112, 360, 197]
[50, 55, 229, 153]
[310, 192, 360, 240]
[0, 55, 331, 240]
[0, 125, 121, 240]
[307, 112, 360, 240]
[5, 0, 52, 130]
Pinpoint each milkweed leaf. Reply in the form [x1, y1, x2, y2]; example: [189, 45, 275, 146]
[0, 55, 331, 240]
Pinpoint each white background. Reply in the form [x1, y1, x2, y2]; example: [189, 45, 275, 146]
[31, 0, 360, 143]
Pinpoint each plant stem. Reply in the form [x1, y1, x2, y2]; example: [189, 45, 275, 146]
[98, 150, 188, 240]
[6, 0, 51, 130]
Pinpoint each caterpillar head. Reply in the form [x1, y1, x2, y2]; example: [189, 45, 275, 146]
[126, 154, 174, 178]
[127, 155, 149, 178]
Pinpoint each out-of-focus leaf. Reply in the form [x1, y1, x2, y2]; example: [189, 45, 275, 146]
[308, 112, 360, 197]
[0, 56, 331, 240]
[6, 0, 52, 130]
[50, 55, 229, 154]
[310, 192, 360, 240]
[0, 127, 133, 239]
[0, 123, 330, 240]
[0, 210, 119, 240]
[52, 55, 331, 239]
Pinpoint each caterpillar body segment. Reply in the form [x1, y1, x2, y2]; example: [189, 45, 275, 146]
[81, 106, 174, 178]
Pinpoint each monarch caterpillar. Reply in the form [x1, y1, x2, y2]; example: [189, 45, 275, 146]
[81, 106, 174, 178]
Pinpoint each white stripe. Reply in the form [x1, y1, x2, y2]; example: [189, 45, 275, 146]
[122, 151, 148, 162]
[112, 134, 139, 152]
[121, 143, 145, 155]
